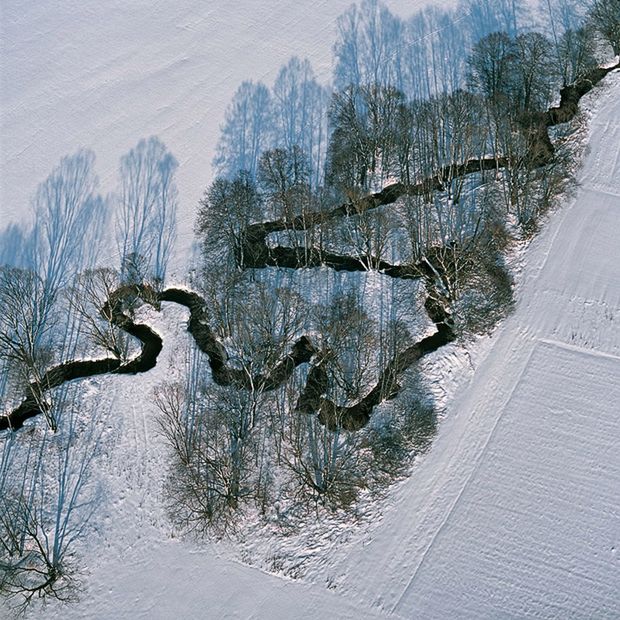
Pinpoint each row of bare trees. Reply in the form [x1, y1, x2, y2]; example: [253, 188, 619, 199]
[0, 136, 178, 610]
[155, 270, 434, 533]
[212, 0, 617, 195]
[180, 0, 620, 535]
[1, 136, 178, 419]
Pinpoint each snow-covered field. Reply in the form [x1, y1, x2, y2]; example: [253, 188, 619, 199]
[0, 0, 445, 269]
[2, 1, 620, 618]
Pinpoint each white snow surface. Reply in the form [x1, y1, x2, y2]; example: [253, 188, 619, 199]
[2, 2, 619, 618]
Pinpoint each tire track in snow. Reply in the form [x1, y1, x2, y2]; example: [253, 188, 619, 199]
[539, 337, 620, 363]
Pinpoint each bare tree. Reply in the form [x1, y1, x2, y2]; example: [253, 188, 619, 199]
[467, 31, 519, 116]
[155, 367, 262, 533]
[554, 26, 599, 86]
[283, 406, 362, 509]
[338, 207, 392, 270]
[258, 146, 314, 235]
[0, 267, 56, 428]
[513, 32, 555, 114]
[399, 194, 434, 261]
[314, 294, 379, 405]
[327, 84, 406, 195]
[196, 171, 262, 269]
[67, 268, 129, 360]
[0, 397, 102, 610]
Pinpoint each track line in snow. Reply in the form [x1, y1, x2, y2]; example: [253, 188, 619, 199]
[579, 186, 620, 199]
[538, 337, 620, 363]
